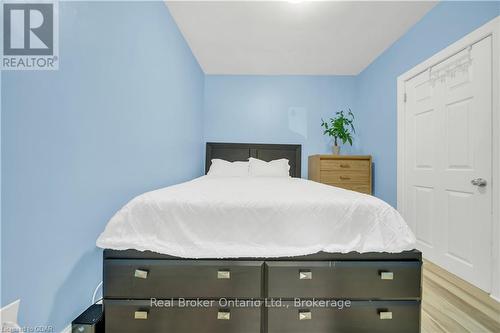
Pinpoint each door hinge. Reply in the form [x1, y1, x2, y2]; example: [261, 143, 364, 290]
[403, 93, 407, 103]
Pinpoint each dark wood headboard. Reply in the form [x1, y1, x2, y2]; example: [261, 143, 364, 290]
[205, 142, 302, 178]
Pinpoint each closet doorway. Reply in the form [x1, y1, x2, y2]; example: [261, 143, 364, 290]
[397, 19, 499, 294]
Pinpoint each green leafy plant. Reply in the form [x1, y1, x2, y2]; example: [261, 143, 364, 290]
[321, 109, 355, 146]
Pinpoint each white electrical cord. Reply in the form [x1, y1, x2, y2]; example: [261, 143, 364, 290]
[92, 281, 103, 304]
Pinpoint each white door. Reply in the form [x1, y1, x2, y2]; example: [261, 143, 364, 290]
[404, 36, 492, 291]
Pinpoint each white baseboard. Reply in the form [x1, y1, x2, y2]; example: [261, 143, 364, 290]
[0, 299, 20, 324]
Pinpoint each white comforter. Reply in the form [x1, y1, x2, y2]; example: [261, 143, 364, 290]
[96, 177, 416, 258]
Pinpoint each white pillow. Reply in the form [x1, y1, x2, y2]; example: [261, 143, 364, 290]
[207, 159, 249, 177]
[248, 157, 290, 177]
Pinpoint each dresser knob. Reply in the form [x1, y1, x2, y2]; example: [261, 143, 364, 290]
[299, 310, 312, 320]
[217, 270, 231, 279]
[380, 271, 394, 280]
[134, 269, 149, 279]
[134, 311, 148, 320]
[340, 164, 350, 168]
[339, 176, 351, 180]
[217, 310, 231, 320]
[379, 311, 393, 320]
[299, 270, 312, 280]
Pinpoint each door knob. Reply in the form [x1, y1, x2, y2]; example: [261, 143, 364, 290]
[471, 178, 487, 187]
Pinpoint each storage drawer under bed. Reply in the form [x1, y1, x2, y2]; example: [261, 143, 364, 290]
[268, 300, 420, 333]
[104, 259, 263, 299]
[266, 261, 421, 299]
[104, 299, 262, 333]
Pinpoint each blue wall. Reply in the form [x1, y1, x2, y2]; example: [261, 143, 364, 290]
[1, 1, 204, 330]
[0, 66, 2, 315]
[204, 76, 358, 178]
[355, 1, 500, 206]
[203, 2, 499, 205]
[2, 0, 499, 330]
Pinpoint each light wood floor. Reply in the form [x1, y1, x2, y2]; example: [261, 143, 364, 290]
[422, 261, 500, 333]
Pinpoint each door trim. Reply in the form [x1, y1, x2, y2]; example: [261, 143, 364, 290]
[397, 16, 500, 301]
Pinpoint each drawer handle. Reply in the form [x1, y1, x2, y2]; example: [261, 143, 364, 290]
[299, 310, 312, 321]
[379, 311, 393, 320]
[217, 310, 231, 320]
[340, 164, 350, 168]
[299, 270, 312, 280]
[134, 311, 148, 320]
[217, 270, 231, 279]
[380, 271, 394, 280]
[339, 176, 351, 180]
[134, 269, 149, 279]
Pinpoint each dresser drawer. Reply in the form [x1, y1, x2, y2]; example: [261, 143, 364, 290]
[338, 183, 371, 194]
[268, 300, 420, 333]
[320, 170, 369, 184]
[309, 155, 372, 194]
[320, 159, 370, 171]
[104, 259, 263, 298]
[267, 261, 421, 299]
[327, 183, 371, 194]
[105, 300, 261, 333]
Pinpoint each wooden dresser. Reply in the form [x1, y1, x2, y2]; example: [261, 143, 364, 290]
[308, 155, 372, 194]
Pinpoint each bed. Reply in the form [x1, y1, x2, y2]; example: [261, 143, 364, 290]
[99, 142, 422, 333]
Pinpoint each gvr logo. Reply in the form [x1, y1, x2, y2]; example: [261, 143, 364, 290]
[3, 3, 54, 55]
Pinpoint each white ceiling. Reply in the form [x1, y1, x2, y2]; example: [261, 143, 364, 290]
[166, 1, 437, 75]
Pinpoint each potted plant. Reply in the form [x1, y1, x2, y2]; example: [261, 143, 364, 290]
[321, 109, 355, 155]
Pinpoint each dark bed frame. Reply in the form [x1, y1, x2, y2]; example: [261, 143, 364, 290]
[102, 142, 422, 333]
[205, 142, 302, 177]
